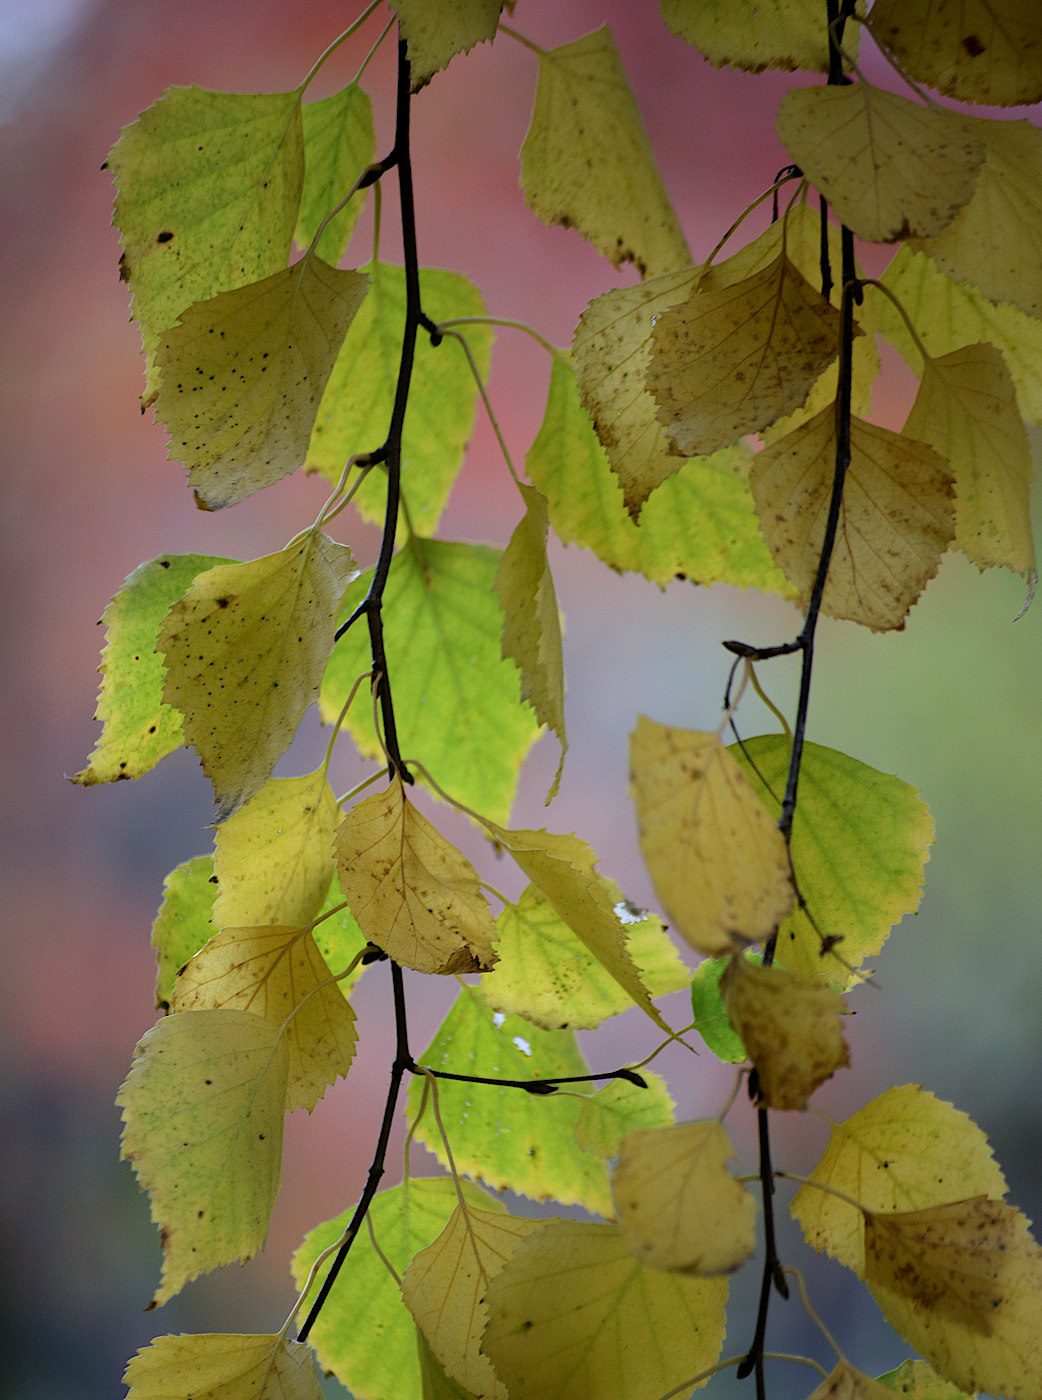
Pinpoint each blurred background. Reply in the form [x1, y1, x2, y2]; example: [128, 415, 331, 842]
[2, 2, 1040, 1397]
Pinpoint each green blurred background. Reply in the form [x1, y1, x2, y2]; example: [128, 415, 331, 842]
[2, 3, 1040, 1397]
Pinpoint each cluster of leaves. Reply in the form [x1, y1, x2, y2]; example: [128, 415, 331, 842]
[75, 2, 1042, 1398]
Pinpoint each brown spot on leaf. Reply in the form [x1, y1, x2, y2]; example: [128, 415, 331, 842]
[962, 33, 985, 56]
[156, 230, 174, 243]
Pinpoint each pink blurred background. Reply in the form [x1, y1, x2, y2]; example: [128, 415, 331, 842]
[3, 3, 1042, 1397]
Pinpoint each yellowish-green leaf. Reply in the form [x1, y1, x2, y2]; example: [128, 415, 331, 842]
[73, 554, 231, 786]
[521, 26, 690, 279]
[482, 1218, 728, 1400]
[630, 716, 794, 957]
[405, 987, 615, 1213]
[869, 0, 1042, 107]
[910, 118, 1042, 321]
[122, 1333, 322, 1400]
[750, 406, 955, 631]
[213, 768, 339, 930]
[393, 0, 504, 90]
[310, 881, 368, 997]
[759, 324, 879, 445]
[865, 1198, 1042, 1399]
[574, 1072, 676, 1160]
[904, 342, 1034, 576]
[647, 253, 844, 456]
[117, 1009, 287, 1306]
[495, 483, 567, 802]
[731, 736, 934, 988]
[170, 925, 356, 1113]
[721, 956, 849, 1110]
[613, 1121, 757, 1274]
[660, 0, 857, 74]
[403, 1204, 541, 1398]
[322, 540, 538, 824]
[109, 86, 304, 397]
[481, 883, 689, 1030]
[152, 854, 216, 1011]
[307, 263, 492, 536]
[159, 533, 357, 821]
[334, 780, 498, 975]
[418, 1328, 482, 1400]
[291, 1179, 499, 1400]
[792, 1085, 1006, 1276]
[878, 1357, 974, 1399]
[806, 1362, 896, 1400]
[296, 85, 374, 264]
[156, 257, 368, 509]
[689, 953, 753, 1062]
[528, 350, 793, 594]
[776, 84, 984, 243]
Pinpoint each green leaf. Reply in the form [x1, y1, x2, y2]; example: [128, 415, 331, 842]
[481, 883, 688, 1030]
[731, 736, 934, 987]
[156, 257, 369, 509]
[526, 351, 794, 594]
[296, 84, 374, 264]
[661, 0, 858, 74]
[291, 1178, 499, 1400]
[521, 27, 690, 279]
[392, 0, 504, 91]
[73, 553, 232, 786]
[108, 86, 304, 397]
[405, 987, 616, 1213]
[151, 854, 216, 1011]
[306, 262, 493, 536]
[117, 1008, 287, 1306]
[311, 880, 368, 995]
[689, 953, 761, 1063]
[573, 1071, 675, 1159]
[320, 539, 540, 824]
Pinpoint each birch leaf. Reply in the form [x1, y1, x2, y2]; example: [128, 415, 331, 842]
[647, 253, 844, 456]
[73, 553, 231, 786]
[660, 0, 857, 74]
[402, 1205, 541, 1398]
[750, 407, 955, 631]
[521, 26, 690, 279]
[393, 0, 504, 90]
[870, 0, 1042, 107]
[481, 1219, 728, 1400]
[630, 716, 794, 957]
[865, 1199, 1042, 1398]
[122, 1333, 323, 1400]
[877, 1358, 974, 1398]
[613, 1121, 757, 1274]
[721, 956, 850, 1110]
[418, 1330, 483, 1400]
[295, 85, 374, 264]
[213, 768, 339, 930]
[806, 1362, 897, 1400]
[334, 781, 498, 975]
[776, 84, 984, 243]
[574, 1072, 676, 1160]
[158, 533, 357, 821]
[152, 854, 216, 1011]
[117, 1009, 287, 1306]
[910, 118, 1042, 321]
[156, 258, 368, 509]
[903, 343, 1035, 576]
[791, 1084, 1007, 1277]
[170, 926, 356, 1112]
[495, 483, 567, 802]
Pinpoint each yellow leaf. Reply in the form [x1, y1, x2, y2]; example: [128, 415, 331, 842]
[806, 1361, 896, 1400]
[481, 1219, 728, 1400]
[170, 926, 356, 1113]
[910, 118, 1042, 321]
[791, 1084, 1007, 1277]
[903, 343, 1035, 577]
[877, 1358, 975, 1399]
[629, 716, 794, 957]
[494, 483, 567, 802]
[775, 84, 984, 243]
[750, 407, 955, 631]
[870, 0, 1042, 107]
[647, 253, 844, 456]
[417, 1328, 482, 1400]
[521, 26, 690, 280]
[721, 956, 849, 1110]
[123, 1333, 322, 1400]
[334, 781, 497, 975]
[117, 1009, 287, 1306]
[865, 1199, 1042, 1397]
[214, 769, 340, 930]
[612, 1121, 757, 1274]
[661, 0, 858, 74]
[760, 327, 879, 445]
[158, 533, 357, 821]
[402, 1205, 541, 1398]
[393, 0, 504, 91]
[155, 258, 368, 509]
